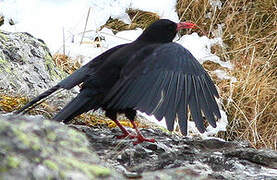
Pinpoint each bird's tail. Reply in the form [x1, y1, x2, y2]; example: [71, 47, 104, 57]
[53, 89, 100, 123]
[15, 85, 61, 114]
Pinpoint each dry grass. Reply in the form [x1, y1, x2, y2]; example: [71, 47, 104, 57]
[76, 114, 149, 129]
[53, 54, 81, 74]
[0, 93, 55, 119]
[104, 9, 159, 32]
[0, 16, 4, 26]
[177, 0, 277, 149]
[0, 94, 28, 112]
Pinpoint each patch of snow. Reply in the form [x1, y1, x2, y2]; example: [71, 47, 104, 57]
[213, 69, 237, 82]
[129, 0, 179, 22]
[212, 23, 225, 38]
[0, 0, 178, 54]
[139, 112, 167, 130]
[209, 0, 222, 10]
[177, 33, 233, 69]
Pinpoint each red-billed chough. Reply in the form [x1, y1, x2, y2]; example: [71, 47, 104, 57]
[16, 19, 221, 144]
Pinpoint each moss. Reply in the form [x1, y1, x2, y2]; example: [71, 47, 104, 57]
[70, 146, 91, 154]
[59, 140, 70, 146]
[44, 52, 66, 81]
[67, 129, 86, 145]
[7, 156, 21, 168]
[60, 138, 89, 153]
[33, 157, 41, 163]
[0, 120, 8, 131]
[12, 127, 31, 147]
[42, 119, 51, 126]
[47, 132, 56, 141]
[11, 124, 43, 151]
[43, 159, 59, 171]
[86, 165, 111, 177]
[60, 157, 111, 178]
[31, 143, 41, 151]
[0, 58, 7, 64]
[3, 65, 11, 73]
[0, 32, 8, 41]
[41, 146, 56, 158]
[0, 167, 7, 173]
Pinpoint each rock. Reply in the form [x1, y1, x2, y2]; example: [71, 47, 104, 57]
[0, 30, 79, 115]
[0, 30, 66, 96]
[142, 167, 209, 180]
[0, 114, 123, 179]
[225, 148, 277, 169]
[72, 125, 277, 180]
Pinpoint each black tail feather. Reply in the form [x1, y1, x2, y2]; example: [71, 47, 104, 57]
[15, 85, 61, 114]
[53, 90, 99, 123]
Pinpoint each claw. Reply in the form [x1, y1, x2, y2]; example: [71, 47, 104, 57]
[113, 119, 156, 145]
[130, 121, 156, 145]
[133, 134, 156, 145]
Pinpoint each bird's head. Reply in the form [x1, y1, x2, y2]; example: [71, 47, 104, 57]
[137, 19, 197, 43]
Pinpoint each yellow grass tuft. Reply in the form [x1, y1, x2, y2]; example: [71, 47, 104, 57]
[73, 114, 149, 130]
[0, 94, 28, 112]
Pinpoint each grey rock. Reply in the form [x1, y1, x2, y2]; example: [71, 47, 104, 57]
[0, 30, 80, 116]
[73, 125, 277, 180]
[0, 114, 123, 179]
[225, 148, 277, 169]
[0, 30, 66, 96]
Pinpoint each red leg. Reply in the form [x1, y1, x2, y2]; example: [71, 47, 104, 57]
[130, 121, 156, 145]
[113, 119, 136, 139]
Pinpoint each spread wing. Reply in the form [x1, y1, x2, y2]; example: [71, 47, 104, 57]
[105, 42, 221, 135]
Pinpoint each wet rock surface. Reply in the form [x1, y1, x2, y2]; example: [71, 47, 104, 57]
[72, 124, 277, 179]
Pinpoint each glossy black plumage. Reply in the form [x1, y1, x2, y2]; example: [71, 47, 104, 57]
[16, 19, 221, 138]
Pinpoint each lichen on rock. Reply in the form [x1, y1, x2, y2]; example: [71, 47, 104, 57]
[0, 114, 122, 179]
[0, 30, 66, 96]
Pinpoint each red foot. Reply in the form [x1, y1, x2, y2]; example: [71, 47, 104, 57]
[116, 132, 136, 139]
[112, 119, 156, 145]
[133, 134, 156, 145]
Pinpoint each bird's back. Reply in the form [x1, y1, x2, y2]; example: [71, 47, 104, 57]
[81, 41, 162, 95]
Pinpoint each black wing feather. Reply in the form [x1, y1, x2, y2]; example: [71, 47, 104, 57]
[201, 75, 221, 118]
[176, 73, 187, 135]
[59, 44, 128, 89]
[105, 42, 220, 134]
[164, 72, 182, 131]
[189, 75, 205, 133]
[136, 71, 161, 111]
[198, 75, 217, 127]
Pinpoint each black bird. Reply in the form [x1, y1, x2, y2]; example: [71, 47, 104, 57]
[16, 19, 221, 144]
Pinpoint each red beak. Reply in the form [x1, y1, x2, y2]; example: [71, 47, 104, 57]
[176, 22, 197, 31]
